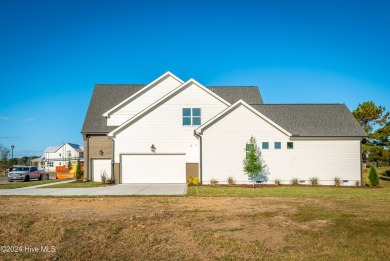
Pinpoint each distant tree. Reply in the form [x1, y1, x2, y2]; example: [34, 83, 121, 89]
[353, 101, 390, 166]
[0, 144, 10, 171]
[243, 136, 267, 187]
[67, 159, 72, 170]
[368, 166, 379, 186]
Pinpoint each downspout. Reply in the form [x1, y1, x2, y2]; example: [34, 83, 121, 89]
[86, 135, 90, 181]
[193, 130, 203, 184]
[360, 139, 363, 186]
[112, 137, 115, 183]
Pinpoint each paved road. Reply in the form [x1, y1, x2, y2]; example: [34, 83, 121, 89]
[0, 173, 57, 184]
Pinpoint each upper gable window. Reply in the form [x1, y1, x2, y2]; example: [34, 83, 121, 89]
[182, 108, 201, 126]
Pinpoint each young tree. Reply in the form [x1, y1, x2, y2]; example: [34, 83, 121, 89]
[368, 166, 379, 186]
[76, 159, 82, 181]
[243, 136, 266, 187]
[67, 159, 72, 170]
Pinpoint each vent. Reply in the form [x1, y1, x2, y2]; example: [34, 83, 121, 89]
[299, 180, 305, 183]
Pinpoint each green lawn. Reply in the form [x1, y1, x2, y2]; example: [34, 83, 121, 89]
[188, 166, 390, 198]
[42, 181, 106, 188]
[0, 179, 67, 189]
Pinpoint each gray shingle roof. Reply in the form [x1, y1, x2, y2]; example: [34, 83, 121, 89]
[81, 84, 263, 134]
[81, 84, 145, 133]
[251, 104, 367, 137]
[208, 86, 263, 104]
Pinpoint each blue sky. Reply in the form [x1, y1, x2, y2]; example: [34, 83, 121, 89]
[1, 0, 389, 157]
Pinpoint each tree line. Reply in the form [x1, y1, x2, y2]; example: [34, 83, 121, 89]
[0, 145, 39, 171]
[352, 101, 390, 166]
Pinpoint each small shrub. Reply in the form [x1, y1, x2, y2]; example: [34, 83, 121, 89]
[334, 177, 341, 187]
[291, 178, 299, 186]
[106, 178, 113, 184]
[368, 166, 379, 186]
[355, 180, 360, 187]
[188, 176, 200, 186]
[101, 171, 108, 184]
[227, 176, 236, 185]
[384, 170, 390, 177]
[310, 177, 319, 187]
[274, 179, 281, 186]
[210, 178, 218, 186]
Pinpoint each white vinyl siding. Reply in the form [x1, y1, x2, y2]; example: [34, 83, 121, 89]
[114, 82, 228, 163]
[107, 75, 182, 126]
[201, 104, 361, 186]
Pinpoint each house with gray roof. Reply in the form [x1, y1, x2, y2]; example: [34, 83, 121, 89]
[35, 142, 84, 172]
[81, 72, 366, 185]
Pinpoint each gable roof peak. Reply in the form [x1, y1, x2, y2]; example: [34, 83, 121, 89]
[102, 72, 184, 117]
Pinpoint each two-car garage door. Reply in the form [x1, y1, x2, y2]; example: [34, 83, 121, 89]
[121, 153, 186, 183]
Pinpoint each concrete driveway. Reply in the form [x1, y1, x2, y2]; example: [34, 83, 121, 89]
[0, 181, 187, 196]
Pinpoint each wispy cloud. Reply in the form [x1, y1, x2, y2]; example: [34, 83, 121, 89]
[0, 136, 22, 140]
[0, 116, 8, 121]
[16, 117, 35, 123]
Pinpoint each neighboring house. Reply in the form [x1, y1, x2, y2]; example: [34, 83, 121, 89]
[81, 72, 366, 185]
[34, 142, 84, 172]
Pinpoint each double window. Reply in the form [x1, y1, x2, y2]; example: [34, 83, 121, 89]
[183, 108, 201, 126]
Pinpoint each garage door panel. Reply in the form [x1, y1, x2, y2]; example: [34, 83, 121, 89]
[121, 154, 185, 183]
[92, 159, 111, 182]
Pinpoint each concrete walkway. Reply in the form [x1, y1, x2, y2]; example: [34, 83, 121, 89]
[0, 180, 187, 196]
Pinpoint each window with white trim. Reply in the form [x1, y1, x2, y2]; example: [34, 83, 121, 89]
[182, 108, 201, 126]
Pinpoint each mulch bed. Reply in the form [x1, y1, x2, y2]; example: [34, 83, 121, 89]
[188, 184, 383, 189]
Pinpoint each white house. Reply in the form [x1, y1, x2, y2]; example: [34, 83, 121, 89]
[81, 72, 366, 185]
[35, 143, 83, 172]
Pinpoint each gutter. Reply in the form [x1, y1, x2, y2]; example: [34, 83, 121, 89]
[193, 130, 203, 184]
[112, 138, 115, 183]
[360, 140, 363, 186]
[86, 135, 90, 181]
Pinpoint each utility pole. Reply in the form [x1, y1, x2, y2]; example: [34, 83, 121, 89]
[11, 145, 14, 167]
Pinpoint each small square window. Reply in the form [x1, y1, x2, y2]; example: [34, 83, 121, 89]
[192, 117, 201, 125]
[246, 144, 253, 151]
[183, 108, 191, 116]
[183, 117, 191, 125]
[287, 142, 294, 149]
[274, 142, 281, 149]
[192, 108, 201, 116]
[262, 142, 269, 149]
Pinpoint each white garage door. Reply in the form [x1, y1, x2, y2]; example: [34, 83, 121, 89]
[121, 153, 186, 183]
[92, 159, 111, 182]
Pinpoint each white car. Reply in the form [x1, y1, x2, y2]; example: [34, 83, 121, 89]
[8, 166, 47, 182]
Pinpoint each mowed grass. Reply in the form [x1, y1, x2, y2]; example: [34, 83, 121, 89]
[188, 166, 390, 198]
[42, 181, 105, 188]
[0, 179, 67, 189]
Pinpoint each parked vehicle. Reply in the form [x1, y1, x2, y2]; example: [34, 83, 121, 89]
[8, 166, 47, 182]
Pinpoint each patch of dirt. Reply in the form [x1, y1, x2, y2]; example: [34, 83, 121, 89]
[0, 196, 379, 260]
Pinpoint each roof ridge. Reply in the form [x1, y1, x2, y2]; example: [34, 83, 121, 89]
[251, 103, 344, 105]
[95, 84, 146, 86]
[206, 86, 258, 88]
